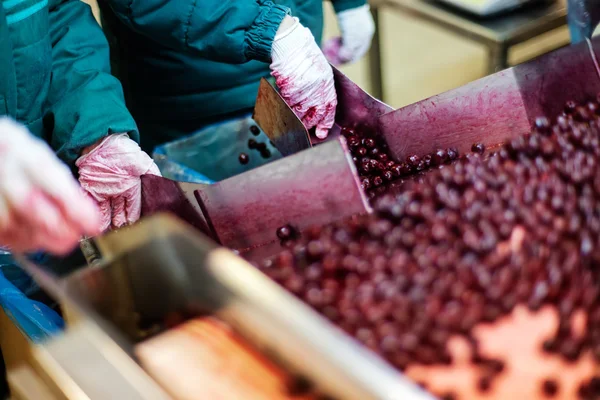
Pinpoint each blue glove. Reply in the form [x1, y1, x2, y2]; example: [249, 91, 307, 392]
[0, 269, 63, 343]
[568, 0, 600, 43]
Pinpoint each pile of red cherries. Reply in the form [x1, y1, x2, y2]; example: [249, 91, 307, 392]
[259, 97, 600, 399]
[342, 126, 460, 197]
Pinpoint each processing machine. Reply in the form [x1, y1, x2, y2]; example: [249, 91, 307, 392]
[6, 35, 600, 400]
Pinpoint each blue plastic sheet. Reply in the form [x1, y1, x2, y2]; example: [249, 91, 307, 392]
[0, 251, 63, 343]
[568, 0, 600, 43]
[153, 115, 282, 183]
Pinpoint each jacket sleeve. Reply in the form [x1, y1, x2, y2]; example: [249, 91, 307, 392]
[103, 0, 290, 64]
[44, 0, 138, 165]
[331, 0, 368, 13]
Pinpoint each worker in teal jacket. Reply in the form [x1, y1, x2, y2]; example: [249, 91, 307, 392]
[0, 0, 160, 232]
[0, 2, 166, 387]
[0, 0, 162, 384]
[99, 0, 375, 182]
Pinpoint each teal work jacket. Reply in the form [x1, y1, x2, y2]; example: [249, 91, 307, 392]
[99, 0, 366, 153]
[0, 0, 137, 165]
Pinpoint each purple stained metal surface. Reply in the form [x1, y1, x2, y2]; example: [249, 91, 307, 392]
[195, 138, 371, 251]
[140, 174, 213, 238]
[379, 38, 600, 160]
[379, 69, 529, 160]
[141, 138, 368, 255]
[516, 39, 600, 123]
[310, 67, 394, 147]
[331, 67, 394, 131]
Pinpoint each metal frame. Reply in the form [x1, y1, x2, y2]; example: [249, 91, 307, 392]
[368, 0, 568, 102]
[15, 215, 432, 400]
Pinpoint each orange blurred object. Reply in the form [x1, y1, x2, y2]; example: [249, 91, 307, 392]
[135, 317, 315, 400]
[406, 305, 599, 399]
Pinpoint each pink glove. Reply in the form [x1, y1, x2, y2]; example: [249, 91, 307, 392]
[0, 118, 101, 255]
[271, 16, 338, 139]
[76, 134, 161, 231]
[323, 5, 375, 66]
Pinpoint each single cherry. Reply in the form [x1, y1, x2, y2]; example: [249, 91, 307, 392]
[250, 125, 260, 136]
[238, 153, 249, 164]
[472, 143, 486, 154]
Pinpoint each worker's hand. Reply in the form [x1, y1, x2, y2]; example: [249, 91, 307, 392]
[323, 5, 375, 65]
[271, 16, 337, 139]
[76, 134, 161, 232]
[0, 118, 101, 255]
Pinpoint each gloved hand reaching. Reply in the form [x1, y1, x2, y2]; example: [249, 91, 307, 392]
[0, 118, 101, 255]
[76, 134, 161, 232]
[271, 16, 337, 139]
[322, 5, 375, 66]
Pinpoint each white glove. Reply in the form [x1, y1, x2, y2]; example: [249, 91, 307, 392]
[323, 5, 375, 65]
[76, 134, 161, 232]
[0, 118, 101, 255]
[271, 16, 338, 139]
